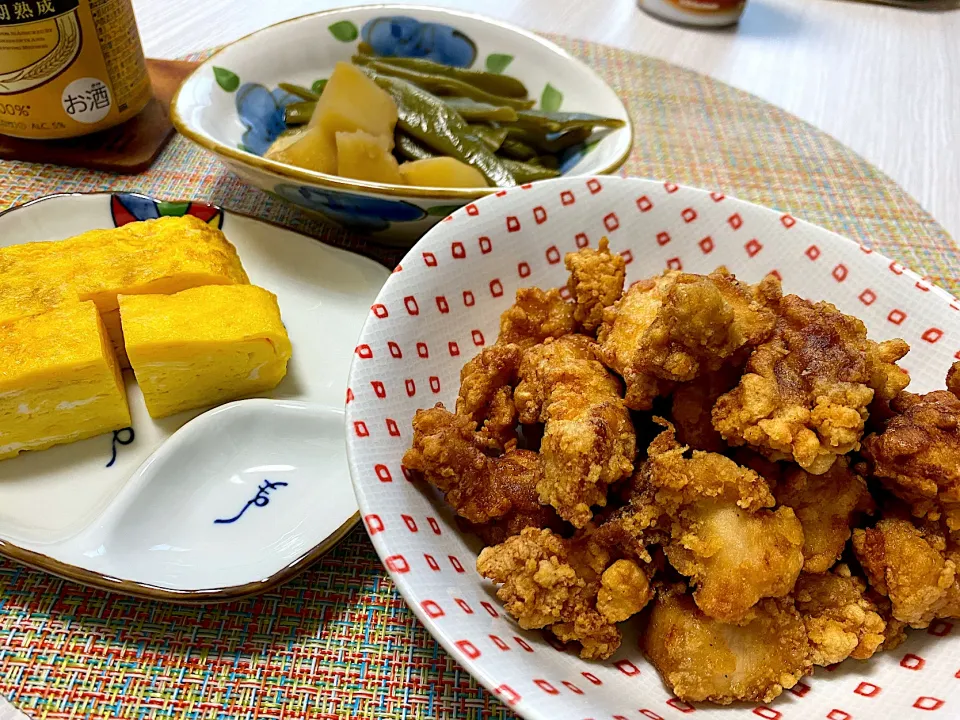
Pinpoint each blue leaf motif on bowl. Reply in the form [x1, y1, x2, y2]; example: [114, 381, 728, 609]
[361, 16, 477, 67]
[236, 83, 300, 156]
[274, 184, 426, 232]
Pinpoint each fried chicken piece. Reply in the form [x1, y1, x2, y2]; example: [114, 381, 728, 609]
[404, 406, 509, 523]
[714, 294, 908, 474]
[476, 527, 653, 659]
[404, 406, 561, 541]
[869, 590, 908, 651]
[862, 389, 960, 532]
[613, 424, 804, 623]
[498, 287, 576, 348]
[671, 364, 742, 453]
[947, 360, 960, 399]
[456, 343, 521, 451]
[514, 335, 636, 527]
[564, 237, 626, 333]
[867, 338, 911, 421]
[464, 449, 566, 547]
[732, 448, 783, 489]
[775, 457, 874, 573]
[642, 584, 811, 704]
[794, 565, 886, 665]
[852, 517, 957, 627]
[597, 268, 778, 411]
[940, 539, 960, 618]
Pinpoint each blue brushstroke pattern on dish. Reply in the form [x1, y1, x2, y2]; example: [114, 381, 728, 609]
[236, 84, 300, 155]
[274, 183, 427, 232]
[559, 143, 589, 174]
[361, 16, 477, 67]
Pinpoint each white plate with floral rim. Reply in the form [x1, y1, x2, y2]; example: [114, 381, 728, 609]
[345, 176, 959, 719]
[0, 193, 389, 601]
[172, 4, 632, 246]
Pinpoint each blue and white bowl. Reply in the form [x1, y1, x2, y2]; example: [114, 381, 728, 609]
[171, 5, 633, 245]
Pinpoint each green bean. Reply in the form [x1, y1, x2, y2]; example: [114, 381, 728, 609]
[395, 131, 435, 161]
[354, 56, 535, 110]
[278, 83, 320, 102]
[468, 124, 508, 152]
[536, 155, 560, 170]
[501, 158, 561, 183]
[283, 101, 316, 126]
[506, 126, 592, 153]
[368, 55, 527, 98]
[442, 97, 518, 123]
[513, 109, 626, 133]
[310, 78, 328, 95]
[357, 41, 374, 55]
[372, 74, 516, 187]
[396, 128, 559, 182]
[497, 137, 539, 161]
[277, 126, 306, 140]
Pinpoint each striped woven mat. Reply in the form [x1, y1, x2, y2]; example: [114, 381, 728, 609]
[0, 35, 956, 720]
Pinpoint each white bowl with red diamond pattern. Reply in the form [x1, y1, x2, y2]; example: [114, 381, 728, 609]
[345, 175, 960, 719]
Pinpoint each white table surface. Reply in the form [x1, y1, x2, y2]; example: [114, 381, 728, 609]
[131, 0, 960, 242]
[0, 0, 957, 717]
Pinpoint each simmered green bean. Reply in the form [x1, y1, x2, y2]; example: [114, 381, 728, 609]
[501, 158, 561, 183]
[442, 97, 518, 123]
[535, 155, 560, 170]
[514, 109, 626, 133]
[278, 83, 320, 102]
[497, 137, 539, 161]
[468, 124, 508, 152]
[283, 101, 316, 126]
[354, 55, 535, 110]
[372, 74, 516, 187]
[369, 55, 527, 98]
[395, 131, 435, 161]
[506, 126, 592, 153]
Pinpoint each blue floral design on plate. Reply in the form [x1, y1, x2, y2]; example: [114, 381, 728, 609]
[361, 16, 477, 67]
[236, 83, 300, 156]
[274, 183, 426, 232]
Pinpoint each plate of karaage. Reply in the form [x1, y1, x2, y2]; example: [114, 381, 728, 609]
[346, 176, 960, 719]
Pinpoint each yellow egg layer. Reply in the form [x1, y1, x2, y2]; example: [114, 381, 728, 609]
[0, 301, 131, 460]
[0, 215, 250, 367]
[120, 285, 293, 420]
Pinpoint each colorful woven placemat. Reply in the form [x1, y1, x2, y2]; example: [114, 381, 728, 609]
[0, 35, 956, 720]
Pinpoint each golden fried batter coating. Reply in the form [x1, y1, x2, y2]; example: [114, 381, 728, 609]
[514, 335, 636, 527]
[714, 294, 907, 474]
[947, 361, 960, 399]
[564, 237, 626, 333]
[464, 449, 566, 547]
[404, 406, 561, 540]
[869, 590, 908, 651]
[775, 457, 874, 573]
[867, 338, 911, 420]
[863, 389, 960, 532]
[477, 527, 653, 659]
[619, 425, 804, 623]
[498, 287, 576, 348]
[671, 364, 742, 453]
[794, 565, 886, 665]
[597, 269, 778, 411]
[404, 406, 508, 523]
[642, 585, 811, 704]
[852, 517, 957, 627]
[456, 343, 521, 451]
